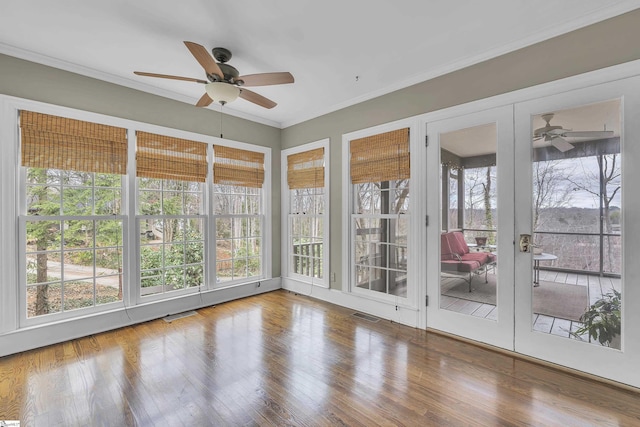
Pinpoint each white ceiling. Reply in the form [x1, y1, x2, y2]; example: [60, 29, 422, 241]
[1, 1, 638, 128]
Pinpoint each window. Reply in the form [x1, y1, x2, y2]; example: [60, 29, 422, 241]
[282, 140, 329, 286]
[136, 131, 207, 298]
[20, 111, 126, 322]
[349, 128, 410, 298]
[213, 145, 265, 284]
[11, 100, 272, 331]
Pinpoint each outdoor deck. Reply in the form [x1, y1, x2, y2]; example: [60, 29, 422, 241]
[440, 269, 621, 345]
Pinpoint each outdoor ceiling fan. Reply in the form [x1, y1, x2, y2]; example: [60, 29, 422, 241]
[533, 113, 614, 152]
[134, 41, 294, 109]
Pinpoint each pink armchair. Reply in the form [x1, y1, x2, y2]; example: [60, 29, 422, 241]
[441, 231, 496, 291]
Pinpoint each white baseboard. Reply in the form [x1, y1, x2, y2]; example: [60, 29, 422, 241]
[0, 278, 281, 357]
[282, 277, 421, 328]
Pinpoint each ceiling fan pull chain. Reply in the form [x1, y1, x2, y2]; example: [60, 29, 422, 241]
[220, 104, 223, 139]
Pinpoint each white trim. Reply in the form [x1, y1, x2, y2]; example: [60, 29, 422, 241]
[126, 125, 138, 307]
[281, 139, 331, 288]
[282, 277, 419, 328]
[0, 97, 18, 334]
[0, 277, 281, 358]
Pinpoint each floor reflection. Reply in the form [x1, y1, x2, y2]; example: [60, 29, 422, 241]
[2, 290, 638, 425]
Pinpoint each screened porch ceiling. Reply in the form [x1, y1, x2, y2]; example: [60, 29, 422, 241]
[441, 99, 621, 159]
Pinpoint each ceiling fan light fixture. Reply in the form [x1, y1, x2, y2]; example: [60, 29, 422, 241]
[205, 82, 240, 105]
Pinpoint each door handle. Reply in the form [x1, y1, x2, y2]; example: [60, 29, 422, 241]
[519, 234, 531, 253]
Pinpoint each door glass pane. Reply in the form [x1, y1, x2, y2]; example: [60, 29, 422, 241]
[530, 100, 622, 349]
[440, 123, 498, 319]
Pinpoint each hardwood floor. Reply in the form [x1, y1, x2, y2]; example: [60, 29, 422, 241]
[1, 289, 638, 426]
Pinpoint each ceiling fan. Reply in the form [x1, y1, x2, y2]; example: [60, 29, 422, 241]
[134, 41, 294, 109]
[533, 113, 614, 152]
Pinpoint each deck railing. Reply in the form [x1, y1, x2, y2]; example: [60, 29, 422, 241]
[292, 242, 323, 277]
[460, 228, 621, 277]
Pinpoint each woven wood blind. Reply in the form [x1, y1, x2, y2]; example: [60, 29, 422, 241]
[20, 110, 127, 174]
[287, 147, 325, 189]
[350, 128, 410, 184]
[213, 145, 265, 188]
[136, 131, 208, 182]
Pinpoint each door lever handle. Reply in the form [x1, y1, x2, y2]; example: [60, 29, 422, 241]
[519, 234, 531, 253]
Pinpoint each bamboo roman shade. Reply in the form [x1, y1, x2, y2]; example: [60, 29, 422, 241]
[136, 131, 208, 182]
[20, 110, 127, 174]
[287, 147, 325, 189]
[350, 128, 410, 184]
[213, 145, 265, 188]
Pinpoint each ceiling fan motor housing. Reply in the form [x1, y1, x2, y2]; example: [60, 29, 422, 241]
[212, 47, 232, 63]
[534, 113, 564, 138]
[210, 63, 239, 83]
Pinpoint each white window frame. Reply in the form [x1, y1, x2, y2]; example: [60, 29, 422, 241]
[2, 96, 272, 329]
[12, 101, 131, 327]
[211, 140, 272, 289]
[342, 119, 420, 308]
[281, 138, 330, 288]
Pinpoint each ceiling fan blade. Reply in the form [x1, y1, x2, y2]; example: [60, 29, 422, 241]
[184, 41, 225, 80]
[196, 92, 213, 107]
[562, 130, 614, 138]
[239, 72, 294, 87]
[239, 88, 277, 109]
[134, 71, 208, 84]
[550, 136, 575, 152]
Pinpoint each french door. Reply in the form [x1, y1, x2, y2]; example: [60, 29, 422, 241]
[426, 105, 515, 350]
[426, 75, 640, 387]
[513, 76, 640, 385]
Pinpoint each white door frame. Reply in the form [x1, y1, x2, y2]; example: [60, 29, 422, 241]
[513, 75, 640, 387]
[425, 105, 515, 350]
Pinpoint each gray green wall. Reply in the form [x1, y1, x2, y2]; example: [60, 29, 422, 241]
[0, 53, 282, 277]
[280, 8, 640, 290]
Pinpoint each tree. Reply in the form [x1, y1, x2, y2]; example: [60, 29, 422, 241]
[461, 167, 496, 244]
[567, 154, 621, 271]
[532, 160, 573, 231]
[26, 169, 124, 315]
[464, 169, 484, 228]
[482, 167, 494, 236]
[26, 168, 61, 315]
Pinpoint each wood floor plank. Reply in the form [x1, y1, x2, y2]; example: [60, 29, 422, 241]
[1, 289, 639, 426]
